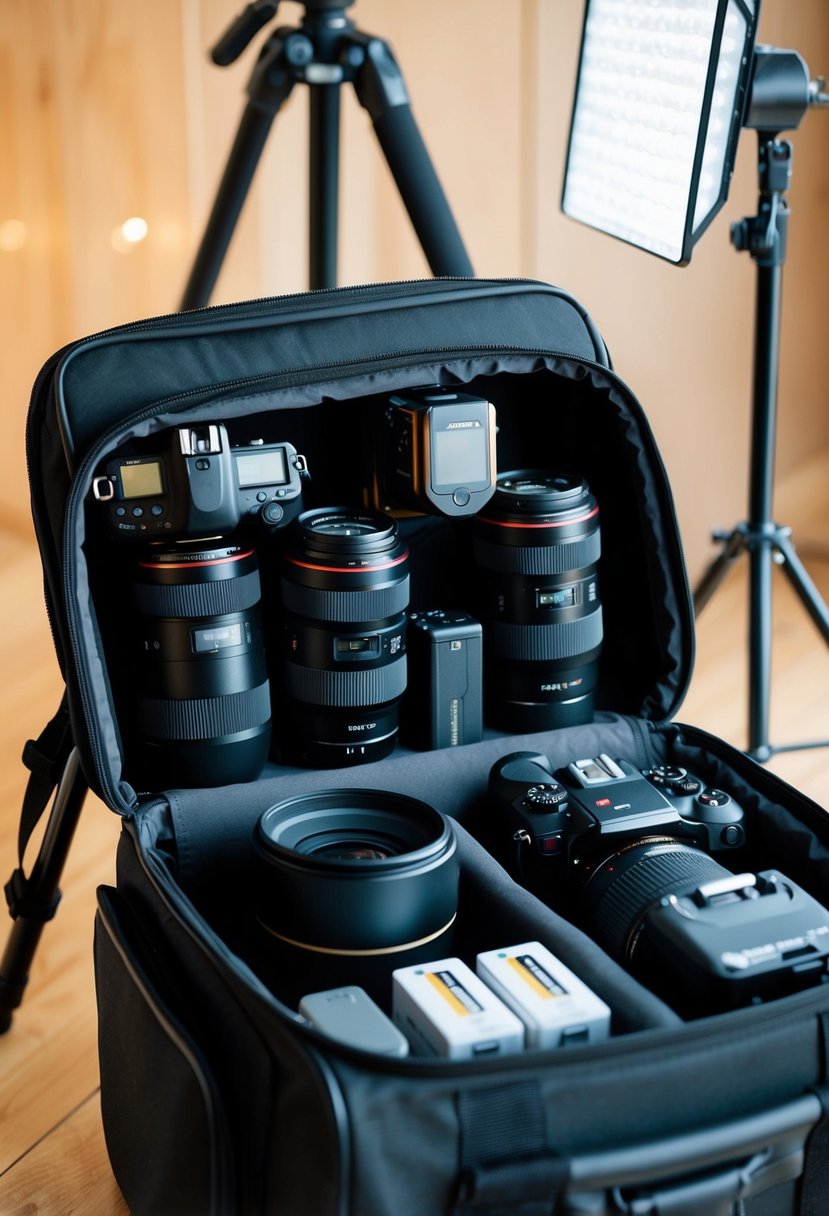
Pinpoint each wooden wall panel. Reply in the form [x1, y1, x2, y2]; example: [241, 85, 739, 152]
[1, 0, 827, 584]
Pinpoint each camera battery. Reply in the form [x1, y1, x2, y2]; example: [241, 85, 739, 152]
[299, 987, 410, 1057]
[392, 957, 524, 1059]
[404, 611, 483, 749]
[476, 942, 611, 1049]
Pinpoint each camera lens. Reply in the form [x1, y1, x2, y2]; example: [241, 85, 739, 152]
[472, 469, 602, 731]
[253, 790, 458, 1001]
[131, 541, 271, 787]
[582, 838, 729, 966]
[280, 508, 409, 766]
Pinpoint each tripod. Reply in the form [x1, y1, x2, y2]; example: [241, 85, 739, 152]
[693, 50, 829, 762]
[181, 0, 473, 307]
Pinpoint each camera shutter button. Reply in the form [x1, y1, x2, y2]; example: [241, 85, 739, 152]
[698, 790, 731, 808]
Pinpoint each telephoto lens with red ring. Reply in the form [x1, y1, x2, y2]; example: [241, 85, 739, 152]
[473, 469, 602, 731]
[131, 540, 271, 787]
[280, 508, 410, 766]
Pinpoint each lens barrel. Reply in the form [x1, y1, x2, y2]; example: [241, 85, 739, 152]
[281, 508, 410, 766]
[132, 541, 271, 786]
[253, 790, 458, 1001]
[583, 838, 729, 966]
[473, 470, 602, 731]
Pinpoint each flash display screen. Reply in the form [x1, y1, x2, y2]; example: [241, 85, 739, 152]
[236, 448, 287, 488]
[432, 424, 488, 490]
[120, 461, 163, 499]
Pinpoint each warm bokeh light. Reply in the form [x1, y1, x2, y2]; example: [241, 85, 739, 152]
[111, 216, 150, 252]
[0, 219, 28, 252]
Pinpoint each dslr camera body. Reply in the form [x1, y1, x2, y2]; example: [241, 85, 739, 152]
[92, 422, 308, 540]
[489, 752, 829, 1016]
[490, 752, 746, 875]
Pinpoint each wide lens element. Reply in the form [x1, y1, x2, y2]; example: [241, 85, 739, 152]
[253, 790, 458, 999]
[132, 541, 271, 786]
[473, 469, 602, 731]
[281, 508, 410, 766]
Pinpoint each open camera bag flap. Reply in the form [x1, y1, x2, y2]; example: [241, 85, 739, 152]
[20, 277, 829, 1216]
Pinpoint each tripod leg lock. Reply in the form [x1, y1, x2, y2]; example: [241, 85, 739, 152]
[4, 868, 62, 924]
[22, 733, 71, 789]
[351, 35, 410, 116]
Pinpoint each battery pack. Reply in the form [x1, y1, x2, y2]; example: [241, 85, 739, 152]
[392, 957, 524, 1059]
[476, 942, 611, 1049]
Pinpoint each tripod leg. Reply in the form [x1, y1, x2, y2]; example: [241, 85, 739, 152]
[354, 38, 474, 277]
[747, 536, 774, 761]
[309, 83, 341, 289]
[181, 103, 280, 310]
[0, 749, 87, 1032]
[693, 528, 747, 616]
[775, 531, 829, 644]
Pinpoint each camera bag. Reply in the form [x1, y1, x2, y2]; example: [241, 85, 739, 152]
[14, 276, 829, 1215]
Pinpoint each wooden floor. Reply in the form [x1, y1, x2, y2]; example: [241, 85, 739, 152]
[0, 449, 827, 1215]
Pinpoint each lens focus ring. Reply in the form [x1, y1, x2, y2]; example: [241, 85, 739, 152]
[473, 531, 601, 577]
[589, 845, 726, 964]
[134, 569, 262, 619]
[136, 681, 272, 742]
[488, 609, 603, 661]
[284, 660, 407, 708]
[280, 576, 410, 624]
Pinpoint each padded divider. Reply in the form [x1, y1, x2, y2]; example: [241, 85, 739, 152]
[162, 714, 650, 893]
[450, 819, 682, 1032]
[133, 720, 681, 1034]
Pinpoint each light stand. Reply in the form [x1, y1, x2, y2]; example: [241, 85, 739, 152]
[181, 0, 473, 308]
[693, 48, 829, 761]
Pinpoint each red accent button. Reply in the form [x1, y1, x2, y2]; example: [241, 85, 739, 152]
[540, 836, 562, 854]
[595, 798, 612, 807]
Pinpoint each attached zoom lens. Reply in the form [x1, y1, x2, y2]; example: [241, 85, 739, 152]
[473, 470, 602, 731]
[583, 838, 729, 966]
[281, 508, 409, 766]
[253, 790, 459, 1000]
[132, 542, 271, 786]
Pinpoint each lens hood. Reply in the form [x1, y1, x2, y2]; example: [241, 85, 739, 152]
[253, 790, 458, 956]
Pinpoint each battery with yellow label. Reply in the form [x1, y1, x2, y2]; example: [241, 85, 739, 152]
[476, 942, 611, 1049]
[392, 957, 524, 1059]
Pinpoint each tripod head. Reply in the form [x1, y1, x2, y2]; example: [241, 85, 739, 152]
[211, 0, 357, 67]
[744, 45, 829, 138]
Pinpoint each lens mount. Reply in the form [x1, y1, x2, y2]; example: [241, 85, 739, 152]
[295, 507, 404, 563]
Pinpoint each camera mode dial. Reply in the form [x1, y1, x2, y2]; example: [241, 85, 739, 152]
[524, 783, 568, 811]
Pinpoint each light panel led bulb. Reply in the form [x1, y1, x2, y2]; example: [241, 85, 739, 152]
[562, 0, 757, 264]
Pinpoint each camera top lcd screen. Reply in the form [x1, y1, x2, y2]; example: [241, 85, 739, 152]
[120, 460, 164, 499]
[235, 448, 288, 488]
[432, 424, 490, 491]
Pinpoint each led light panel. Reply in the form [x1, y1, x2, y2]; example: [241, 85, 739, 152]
[562, 0, 758, 264]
